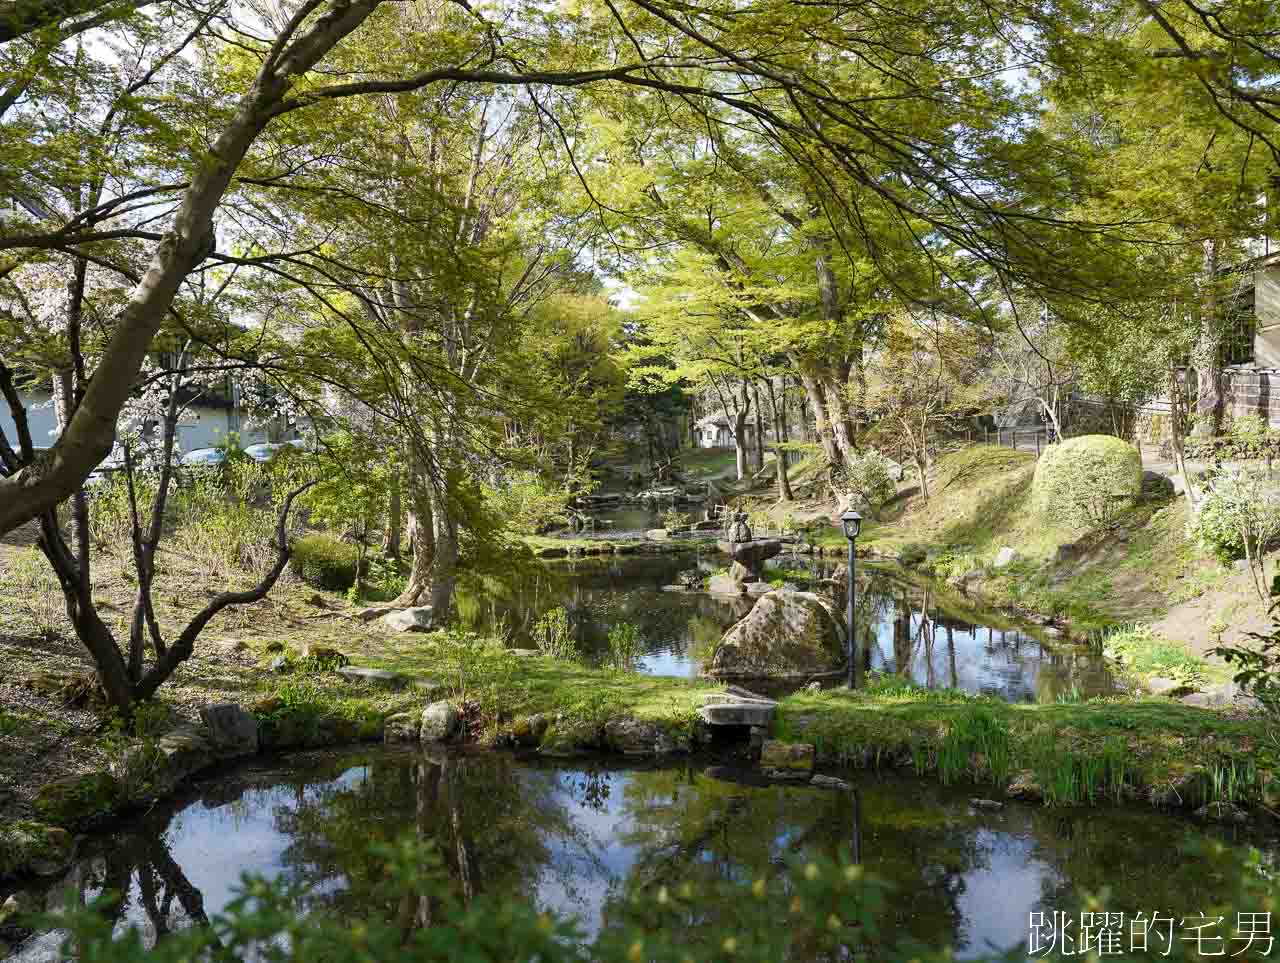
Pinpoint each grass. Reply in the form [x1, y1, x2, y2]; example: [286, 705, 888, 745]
[1099, 624, 1233, 687]
[773, 678, 1276, 808]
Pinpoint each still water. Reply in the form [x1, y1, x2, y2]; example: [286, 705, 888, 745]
[455, 554, 1117, 703]
[2, 749, 1270, 961]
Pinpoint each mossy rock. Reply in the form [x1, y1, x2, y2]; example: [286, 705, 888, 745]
[1031, 435, 1142, 529]
[539, 719, 602, 756]
[709, 591, 844, 679]
[0, 821, 74, 879]
[33, 771, 120, 827]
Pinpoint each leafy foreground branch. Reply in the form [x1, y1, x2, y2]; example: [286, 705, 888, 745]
[33, 836, 1277, 962]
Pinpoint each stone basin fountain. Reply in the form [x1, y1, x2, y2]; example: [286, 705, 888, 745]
[716, 512, 782, 582]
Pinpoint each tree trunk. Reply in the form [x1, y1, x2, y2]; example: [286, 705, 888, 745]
[734, 409, 749, 481]
[1193, 237, 1225, 437]
[794, 364, 840, 467]
[383, 467, 402, 560]
[428, 488, 458, 620]
[394, 442, 435, 607]
[752, 382, 765, 474]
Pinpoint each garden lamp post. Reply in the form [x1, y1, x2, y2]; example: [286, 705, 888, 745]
[841, 508, 862, 689]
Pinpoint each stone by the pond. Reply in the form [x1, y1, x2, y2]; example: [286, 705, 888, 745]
[381, 606, 434, 632]
[645, 528, 670, 541]
[708, 574, 746, 596]
[1006, 770, 1042, 802]
[604, 717, 679, 756]
[384, 711, 420, 743]
[0, 822, 74, 878]
[992, 546, 1019, 569]
[33, 771, 120, 826]
[810, 774, 850, 791]
[512, 713, 550, 747]
[697, 701, 776, 727]
[1180, 682, 1239, 707]
[198, 703, 259, 756]
[540, 718, 602, 756]
[745, 581, 773, 597]
[337, 666, 408, 689]
[420, 702, 460, 743]
[1146, 676, 1187, 697]
[1195, 801, 1248, 824]
[759, 740, 815, 781]
[729, 561, 752, 582]
[112, 724, 217, 800]
[970, 798, 1004, 811]
[710, 590, 844, 679]
[300, 644, 350, 667]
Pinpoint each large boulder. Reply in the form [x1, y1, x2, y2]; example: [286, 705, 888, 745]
[603, 717, 680, 756]
[198, 703, 259, 757]
[420, 702, 461, 743]
[381, 607, 434, 632]
[33, 772, 120, 827]
[709, 591, 845, 679]
[0, 822, 75, 879]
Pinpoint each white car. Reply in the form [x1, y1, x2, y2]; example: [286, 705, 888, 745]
[179, 447, 228, 467]
[243, 443, 285, 463]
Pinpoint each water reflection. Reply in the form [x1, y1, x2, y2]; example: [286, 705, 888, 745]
[456, 555, 1116, 701]
[4, 750, 1271, 961]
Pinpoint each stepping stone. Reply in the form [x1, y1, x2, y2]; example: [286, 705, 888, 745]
[336, 666, 408, 690]
[698, 701, 775, 727]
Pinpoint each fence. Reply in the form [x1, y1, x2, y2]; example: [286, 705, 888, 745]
[967, 399, 1174, 458]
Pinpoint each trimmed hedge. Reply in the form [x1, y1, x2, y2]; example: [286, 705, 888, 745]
[289, 533, 360, 590]
[1032, 434, 1142, 530]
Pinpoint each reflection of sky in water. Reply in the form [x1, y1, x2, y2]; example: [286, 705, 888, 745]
[9, 756, 1270, 961]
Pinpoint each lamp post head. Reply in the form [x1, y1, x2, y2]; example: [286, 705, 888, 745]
[840, 508, 862, 540]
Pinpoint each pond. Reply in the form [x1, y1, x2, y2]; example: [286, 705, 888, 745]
[454, 553, 1118, 703]
[3, 749, 1272, 961]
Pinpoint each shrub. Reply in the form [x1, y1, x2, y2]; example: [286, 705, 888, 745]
[1031, 434, 1141, 530]
[1191, 468, 1280, 601]
[606, 622, 643, 672]
[532, 606, 577, 661]
[840, 449, 898, 509]
[289, 533, 360, 590]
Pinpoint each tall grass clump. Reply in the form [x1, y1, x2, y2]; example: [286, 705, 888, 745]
[938, 706, 1012, 787]
[533, 606, 577, 661]
[605, 622, 643, 672]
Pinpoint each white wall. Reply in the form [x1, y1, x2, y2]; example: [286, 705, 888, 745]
[0, 389, 60, 449]
[0, 389, 268, 456]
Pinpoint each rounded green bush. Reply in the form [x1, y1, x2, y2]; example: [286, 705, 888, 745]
[1031, 434, 1142, 530]
[289, 533, 359, 590]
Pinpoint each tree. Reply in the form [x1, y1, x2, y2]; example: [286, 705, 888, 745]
[865, 314, 989, 501]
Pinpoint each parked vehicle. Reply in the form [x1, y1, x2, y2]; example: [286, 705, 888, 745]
[242, 443, 285, 463]
[179, 447, 228, 467]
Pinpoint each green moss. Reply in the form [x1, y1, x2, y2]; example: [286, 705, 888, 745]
[0, 821, 74, 879]
[33, 771, 120, 827]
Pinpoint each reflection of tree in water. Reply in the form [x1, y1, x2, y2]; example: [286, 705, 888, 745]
[599, 768, 989, 957]
[265, 751, 626, 932]
[18, 829, 217, 953]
